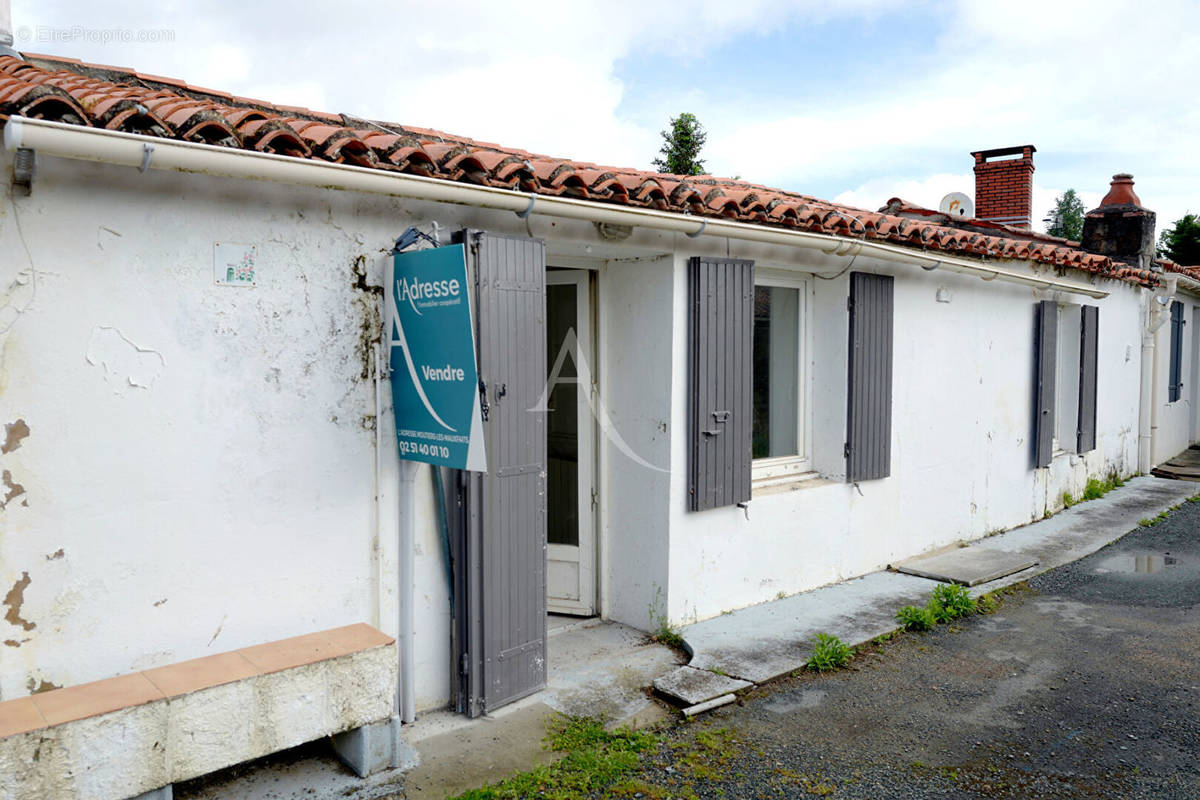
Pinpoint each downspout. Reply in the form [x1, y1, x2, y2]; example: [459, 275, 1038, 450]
[397, 459, 417, 723]
[373, 342, 385, 630]
[1144, 275, 1179, 471]
[1139, 301, 1156, 473]
[380, 259, 415, 723]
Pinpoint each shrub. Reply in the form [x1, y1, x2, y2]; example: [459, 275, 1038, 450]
[807, 633, 852, 671]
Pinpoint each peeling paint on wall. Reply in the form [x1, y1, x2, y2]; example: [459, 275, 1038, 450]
[3, 571, 36, 631]
[1, 469, 26, 509]
[86, 326, 165, 393]
[26, 678, 61, 694]
[2, 418, 29, 453]
[0, 268, 36, 338]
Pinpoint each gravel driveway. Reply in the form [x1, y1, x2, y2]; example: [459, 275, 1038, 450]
[627, 495, 1200, 799]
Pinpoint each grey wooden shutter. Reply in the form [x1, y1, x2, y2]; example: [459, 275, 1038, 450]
[687, 256, 753, 511]
[1169, 301, 1184, 402]
[1077, 305, 1099, 452]
[846, 272, 894, 482]
[453, 230, 546, 717]
[1034, 300, 1058, 468]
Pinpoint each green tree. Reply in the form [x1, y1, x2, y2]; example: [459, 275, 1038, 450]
[1045, 189, 1086, 241]
[1157, 213, 1200, 265]
[652, 112, 707, 176]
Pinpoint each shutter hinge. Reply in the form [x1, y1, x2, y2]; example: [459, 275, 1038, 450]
[847, 296, 854, 312]
[460, 653, 470, 677]
[844, 442, 850, 458]
[591, 486, 598, 511]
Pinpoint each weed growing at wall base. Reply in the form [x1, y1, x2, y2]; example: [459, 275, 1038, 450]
[896, 604, 937, 631]
[898, 583, 977, 631]
[807, 633, 852, 672]
[929, 584, 975, 622]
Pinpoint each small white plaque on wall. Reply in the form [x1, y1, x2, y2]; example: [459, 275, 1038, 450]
[214, 242, 257, 287]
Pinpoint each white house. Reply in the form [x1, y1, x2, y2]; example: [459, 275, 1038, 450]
[1, 48, 1199, 796]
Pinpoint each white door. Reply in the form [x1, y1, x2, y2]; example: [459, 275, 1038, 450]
[545, 270, 596, 615]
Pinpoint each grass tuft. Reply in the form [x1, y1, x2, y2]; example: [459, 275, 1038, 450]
[896, 604, 937, 631]
[929, 583, 976, 623]
[450, 716, 659, 800]
[807, 633, 852, 672]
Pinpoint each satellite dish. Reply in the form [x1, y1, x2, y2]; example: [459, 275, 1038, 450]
[939, 191, 974, 219]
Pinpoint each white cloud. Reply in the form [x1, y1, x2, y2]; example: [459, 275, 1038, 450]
[8, 0, 1199, 232]
[834, 173, 975, 214]
[834, 174, 1106, 235]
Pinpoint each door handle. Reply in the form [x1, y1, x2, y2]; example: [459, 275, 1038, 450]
[702, 428, 723, 437]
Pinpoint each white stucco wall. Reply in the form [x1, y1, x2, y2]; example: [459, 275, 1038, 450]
[662, 243, 1145, 625]
[597, 256, 674, 631]
[0, 151, 476, 707]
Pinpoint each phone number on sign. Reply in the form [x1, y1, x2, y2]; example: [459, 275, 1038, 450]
[398, 441, 451, 459]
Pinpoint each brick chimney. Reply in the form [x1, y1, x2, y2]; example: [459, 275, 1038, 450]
[971, 145, 1036, 228]
[1080, 174, 1157, 269]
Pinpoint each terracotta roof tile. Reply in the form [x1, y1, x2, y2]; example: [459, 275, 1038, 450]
[0, 51, 1163, 289]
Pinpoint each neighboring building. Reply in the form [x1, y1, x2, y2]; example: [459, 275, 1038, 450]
[2, 49, 1199, 787]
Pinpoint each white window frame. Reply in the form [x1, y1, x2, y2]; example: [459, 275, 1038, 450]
[751, 272, 813, 484]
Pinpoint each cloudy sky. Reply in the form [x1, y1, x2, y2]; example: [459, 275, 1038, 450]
[11, 1, 1200, 234]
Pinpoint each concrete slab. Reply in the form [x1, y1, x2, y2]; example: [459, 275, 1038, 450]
[543, 619, 680, 724]
[683, 570, 936, 683]
[1152, 445, 1200, 481]
[895, 548, 1038, 586]
[403, 702, 560, 800]
[653, 666, 752, 706]
[679, 477, 1196, 686]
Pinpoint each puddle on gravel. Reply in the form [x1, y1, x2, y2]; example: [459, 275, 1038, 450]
[1094, 552, 1183, 575]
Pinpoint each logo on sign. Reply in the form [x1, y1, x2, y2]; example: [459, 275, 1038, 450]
[396, 276, 462, 316]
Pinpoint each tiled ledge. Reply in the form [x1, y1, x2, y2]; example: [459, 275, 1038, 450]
[0, 623, 397, 800]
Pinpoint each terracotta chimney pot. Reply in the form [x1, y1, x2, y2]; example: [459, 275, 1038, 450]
[1099, 173, 1141, 208]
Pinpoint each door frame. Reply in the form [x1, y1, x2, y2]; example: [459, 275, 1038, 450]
[546, 269, 597, 616]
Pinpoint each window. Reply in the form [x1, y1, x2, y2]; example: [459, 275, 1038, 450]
[1169, 301, 1184, 403]
[751, 276, 809, 483]
[1033, 300, 1098, 467]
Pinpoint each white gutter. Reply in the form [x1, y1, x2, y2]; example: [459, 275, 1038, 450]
[3, 116, 1110, 299]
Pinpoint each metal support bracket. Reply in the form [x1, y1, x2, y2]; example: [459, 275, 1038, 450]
[139, 143, 155, 173]
[515, 193, 537, 220]
[11, 147, 34, 196]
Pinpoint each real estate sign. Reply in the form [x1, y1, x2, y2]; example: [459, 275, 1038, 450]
[386, 244, 487, 471]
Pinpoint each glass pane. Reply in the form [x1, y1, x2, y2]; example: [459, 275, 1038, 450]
[547, 283, 579, 546]
[752, 286, 799, 459]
